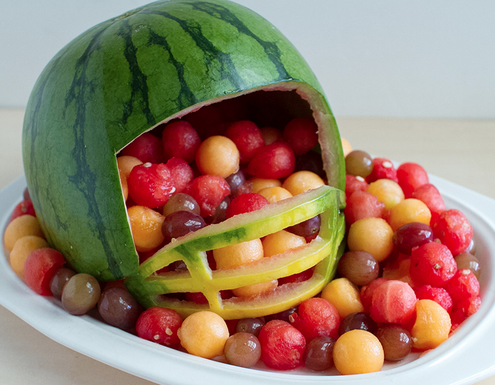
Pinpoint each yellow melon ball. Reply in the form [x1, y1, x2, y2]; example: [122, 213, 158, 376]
[127, 205, 165, 252]
[333, 330, 384, 375]
[262, 230, 306, 257]
[10, 235, 49, 279]
[213, 238, 264, 270]
[117, 155, 142, 178]
[341, 137, 353, 157]
[177, 311, 229, 358]
[248, 177, 282, 193]
[411, 299, 451, 350]
[347, 217, 394, 262]
[321, 277, 364, 318]
[195, 135, 240, 178]
[4, 215, 45, 252]
[367, 179, 405, 210]
[388, 198, 431, 231]
[282, 171, 325, 196]
[257, 186, 293, 204]
[232, 279, 278, 298]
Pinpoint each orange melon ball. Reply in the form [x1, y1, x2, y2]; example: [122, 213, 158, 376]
[248, 177, 282, 193]
[117, 155, 142, 178]
[388, 198, 431, 231]
[411, 299, 451, 350]
[213, 239, 264, 270]
[333, 330, 384, 375]
[367, 179, 405, 210]
[282, 171, 325, 196]
[195, 135, 240, 178]
[10, 235, 49, 279]
[127, 205, 165, 252]
[257, 186, 293, 204]
[347, 217, 394, 262]
[321, 277, 364, 318]
[262, 230, 306, 257]
[177, 311, 229, 358]
[4, 215, 45, 252]
[260, 126, 282, 145]
[232, 279, 278, 298]
[341, 137, 353, 157]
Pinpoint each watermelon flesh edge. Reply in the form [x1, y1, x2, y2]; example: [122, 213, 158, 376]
[125, 185, 346, 319]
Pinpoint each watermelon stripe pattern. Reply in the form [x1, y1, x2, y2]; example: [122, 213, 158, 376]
[22, 0, 344, 282]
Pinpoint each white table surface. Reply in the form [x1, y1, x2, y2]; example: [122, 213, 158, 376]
[0, 108, 493, 384]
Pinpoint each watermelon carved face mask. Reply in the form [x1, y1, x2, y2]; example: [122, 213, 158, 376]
[22, 0, 346, 319]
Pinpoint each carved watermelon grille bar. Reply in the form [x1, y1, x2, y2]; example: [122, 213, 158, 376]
[125, 185, 345, 319]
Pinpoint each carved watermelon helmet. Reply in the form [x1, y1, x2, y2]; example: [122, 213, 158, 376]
[22, 0, 345, 319]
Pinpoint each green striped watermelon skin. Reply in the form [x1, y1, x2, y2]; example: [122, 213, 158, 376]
[22, 0, 345, 281]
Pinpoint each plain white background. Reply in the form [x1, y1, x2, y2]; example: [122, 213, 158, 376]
[0, 0, 494, 118]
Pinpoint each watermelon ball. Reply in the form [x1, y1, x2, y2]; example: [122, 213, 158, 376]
[10, 200, 36, 221]
[258, 319, 306, 370]
[445, 268, 480, 304]
[360, 277, 389, 312]
[185, 175, 231, 217]
[344, 190, 385, 225]
[288, 297, 341, 340]
[226, 192, 270, 218]
[412, 183, 446, 221]
[432, 209, 473, 256]
[345, 174, 369, 199]
[164, 157, 194, 193]
[282, 118, 319, 156]
[409, 241, 457, 287]
[369, 280, 417, 326]
[396, 162, 429, 198]
[415, 284, 453, 313]
[136, 306, 183, 347]
[121, 132, 164, 164]
[24, 247, 65, 296]
[225, 120, 265, 164]
[246, 141, 295, 179]
[161, 120, 201, 163]
[128, 162, 175, 209]
[366, 157, 398, 183]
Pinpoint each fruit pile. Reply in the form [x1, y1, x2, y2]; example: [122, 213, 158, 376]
[4, 114, 482, 374]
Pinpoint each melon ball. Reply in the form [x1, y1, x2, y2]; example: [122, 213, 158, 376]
[369, 280, 417, 326]
[347, 217, 394, 262]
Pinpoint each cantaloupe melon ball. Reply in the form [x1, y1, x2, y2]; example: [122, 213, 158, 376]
[347, 218, 394, 262]
[333, 330, 384, 375]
